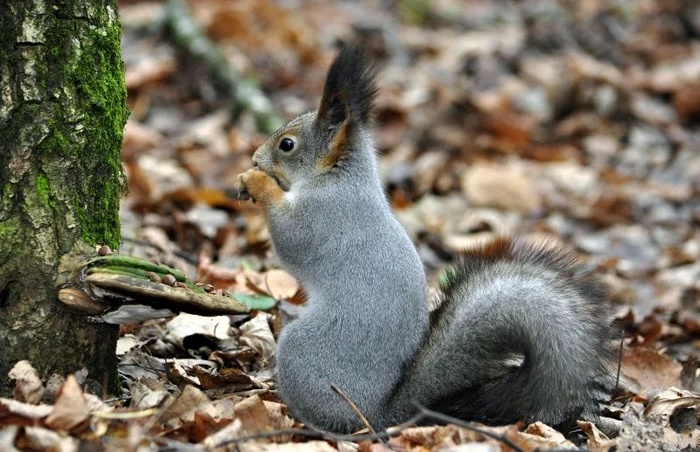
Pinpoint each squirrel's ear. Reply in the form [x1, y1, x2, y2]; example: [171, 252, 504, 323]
[316, 46, 377, 130]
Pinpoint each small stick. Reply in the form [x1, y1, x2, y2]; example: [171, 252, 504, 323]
[330, 383, 379, 437]
[615, 330, 624, 391]
[412, 403, 524, 452]
[212, 404, 525, 452]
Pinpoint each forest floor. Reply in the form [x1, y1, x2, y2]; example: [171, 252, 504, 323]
[3, 0, 699, 450]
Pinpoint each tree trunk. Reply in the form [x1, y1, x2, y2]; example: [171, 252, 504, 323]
[0, 0, 128, 396]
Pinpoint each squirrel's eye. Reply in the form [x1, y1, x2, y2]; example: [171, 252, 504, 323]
[279, 138, 295, 152]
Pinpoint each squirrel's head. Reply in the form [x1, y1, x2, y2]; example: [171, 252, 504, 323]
[251, 46, 378, 191]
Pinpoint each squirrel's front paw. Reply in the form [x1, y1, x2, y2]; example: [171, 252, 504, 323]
[237, 185, 251, 202]
[237, 169, 257, 202]
[237, 169, 284, 206]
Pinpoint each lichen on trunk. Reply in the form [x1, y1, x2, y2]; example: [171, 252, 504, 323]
[0, 0, 129, 396]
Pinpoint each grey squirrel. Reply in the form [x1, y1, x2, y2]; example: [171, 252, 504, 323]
[237, 46, 617, 433]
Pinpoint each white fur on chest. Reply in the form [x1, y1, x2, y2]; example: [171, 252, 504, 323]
[284, 188, 298, 204]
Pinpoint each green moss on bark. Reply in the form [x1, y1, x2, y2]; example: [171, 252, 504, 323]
[40, 2, 129, 249]
[0, 218, 23, 263]
[36, 172, 50, 205]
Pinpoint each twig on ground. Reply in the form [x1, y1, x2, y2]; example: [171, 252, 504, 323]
[413, 404, 524, 452]
[213, 403, 526, 452]
[616, 331, 624, 391]
[330, 383, 380, 439]
[163, 0, 284, 133]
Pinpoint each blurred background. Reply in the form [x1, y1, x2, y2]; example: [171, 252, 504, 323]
[118, 0, 699, 354]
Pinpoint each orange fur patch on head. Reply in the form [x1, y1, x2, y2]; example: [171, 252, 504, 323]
[319, 122, 351, 170]
[464, 236, 516, 260]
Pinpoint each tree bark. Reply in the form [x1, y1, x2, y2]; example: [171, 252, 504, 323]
[0, 0, 128, 396]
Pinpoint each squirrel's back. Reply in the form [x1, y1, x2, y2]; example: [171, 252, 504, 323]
[392, 236, 617, 428]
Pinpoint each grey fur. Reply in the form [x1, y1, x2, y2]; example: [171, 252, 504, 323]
[248, 47, 616, 433]
[390, 239, 617, 428]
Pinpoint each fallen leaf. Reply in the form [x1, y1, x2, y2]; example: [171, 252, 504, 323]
[233, 292, 277, 311]
[166, 313, 232, 346]
[516, 422, 576, 449]
[622, 348, 683, 398]
[262, 269, 299, 300]
[577, 420, 617, 451]
[125, 56, 176, 90]
[44, 376, 90, 432]
[644, 388, 700, 449]
[186, 410, 232, 443]
[22, 426, 77, 452]
[130, 379, 171, 410]
[204, 398, 237, 422]
[0, 426, 18, 451]
[116, 334, 139, 356]
[8, 361, 44, 405]
[201, 418, 243, 450]
[462, 162, 540, 214]
[240, 441, 338, 452]
[0, 398, 53, 422]
[158, 385, 211, 425]
[194, 366, 256, 391]
[234, 394, 271, 434]
[263, 400, 295, 430]
[239, 314, 276, 365]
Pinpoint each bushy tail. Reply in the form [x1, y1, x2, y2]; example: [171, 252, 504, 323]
[394, 237, 617, 428]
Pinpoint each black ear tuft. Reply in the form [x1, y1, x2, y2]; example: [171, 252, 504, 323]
[316, 46, 378, 128]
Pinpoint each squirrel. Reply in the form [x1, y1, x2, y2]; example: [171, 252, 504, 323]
[237, 46, 617, 433]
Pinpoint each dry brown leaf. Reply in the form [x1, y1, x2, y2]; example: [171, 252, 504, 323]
[0, 397, 53, 421]
[262, 270, 299, 300]
[0, 425, 19, 451]
[158, 385, 211, 425]
[130, 379, 171, 410]
[337, 441, 360, 452]
[516, 422, 576, 450]
[368, 443, 393, 452]
[387, 425, 465, 450]
[577, 420, 617, 451]
[190, 187, 243, 210]
[234, 394, 271, 434]
[204, 398, 237, 422]
[482, 114, 535, 148]
[8, 361, 44, 405]
[201, 396, 287, 447]
[166, 313, 232, 346]
[622, 348, 683, 398]
[462, 162, 540, 214]
[568, 53, 625, 87]
[644, 388, 700, 449]
[187, 410, 232, 444]
[673, 84, 700, 120]
[263, 401, 294, 430]
[194, 366, 256, 391]
[642, 54, 700, 93]
[44, 376, 90, 432]
[644, 387, 700, 417]
[202, 418, 244, 450]
[240, 441, 337, 452]
[125, 56, 176, 90]
[123, 119, 163, 156]
[198, 255, 254, 292]
[22, 426, 77, 452]
[239, 314, 276, 365]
